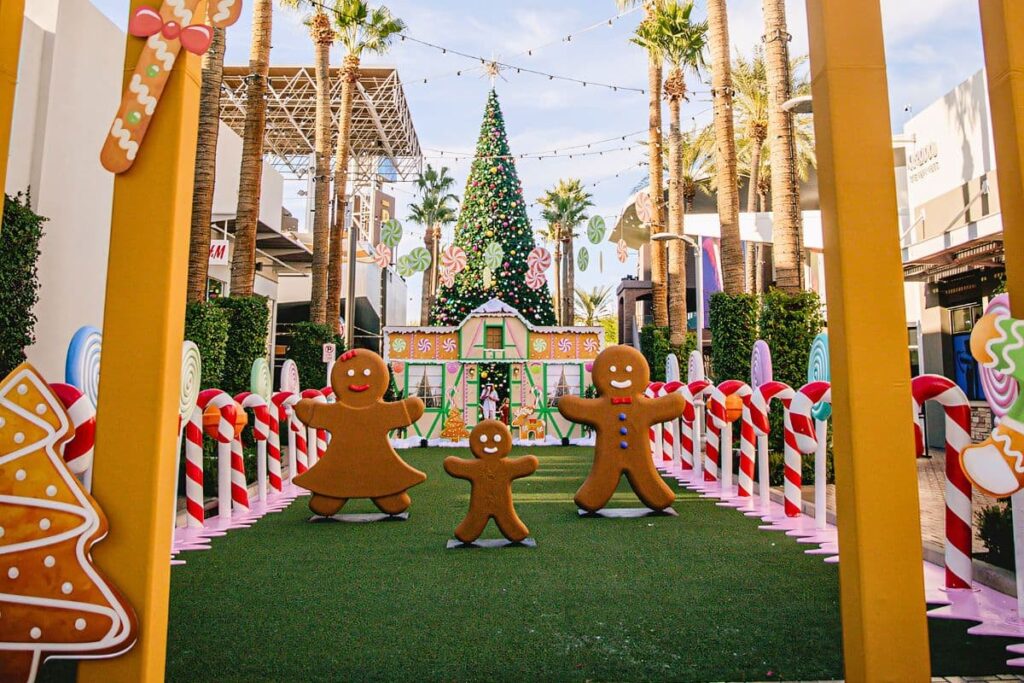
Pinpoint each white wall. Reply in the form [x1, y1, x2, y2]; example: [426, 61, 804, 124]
[211, 122, 283, 232]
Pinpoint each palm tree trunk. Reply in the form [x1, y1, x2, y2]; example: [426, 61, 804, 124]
[553, 241, 562, 325]
[421, 224, 435, 324]
[743, 135, 764, 294]
[563, 236, 575, 325]
[187, 26, 226, 304]
[707, 0, 744, 296]
[647, 55, 668, 326]
[229, 0, 272, 297]
[667, 81, 688, 347]
[763, 0, 804, 293]
[329, 54, 360, 335]
[310, 13, 333, 326]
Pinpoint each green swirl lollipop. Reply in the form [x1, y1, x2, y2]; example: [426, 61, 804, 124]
[587, 216, 606, 244]
[483, 241, 504, 270]
[397, 254, 415, 278]
[577, 246, 590, 272]
[380, 219, 403, 248]
[407, 246, 432, 273]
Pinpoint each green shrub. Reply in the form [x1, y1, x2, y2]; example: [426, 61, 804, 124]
[639, 326, 696, 382]
[767, 446, 834, 487]
[184, 302, 230, 390]
[213, 296, 270, 395]
[708, 293, 759, 383]
[0, 193, 46, 376]
[977, 502, 1014, 569]
[758, 288, 825, 391]
[286, 321, 345, 389]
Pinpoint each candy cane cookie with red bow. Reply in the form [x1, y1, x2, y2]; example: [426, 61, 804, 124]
[101, 0, 241, 173]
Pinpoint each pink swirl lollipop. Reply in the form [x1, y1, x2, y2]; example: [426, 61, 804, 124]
[635, 191, 654, 224]
[441, 245, 468, 274]
[750, 340, 773, 390]
[981, 293, 1019, 418]
[527, 246, 552, 272]
[373, 243, 392, 269]
[525, 269, 546, 290]
[616, 239, 628, 264]
[439, 267, 455, 288]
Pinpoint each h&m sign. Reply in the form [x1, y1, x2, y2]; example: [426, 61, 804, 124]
[209, 240, 229, 266]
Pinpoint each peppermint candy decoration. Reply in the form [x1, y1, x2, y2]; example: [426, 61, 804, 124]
[373, 242, 392, 269]
[635, 191, 654, 224]
[380, 219, 403, 248]
[397, 255, 416, 278]
[250, 357, 273, 401]
[180, 341, 202, 422]
[407, 246, 432, 273]
[525, 269, 546, 290]
[532, 338, 548, 352]
[587, 216, 606, 244]
[439, 267, 455, 288]
[584, 338, 599, 353]
[391, 338, 407, 353]
[750, 340, 773, 390]
[483, 241, 504, 270]
[557, 338, 572, 353]
[417, 338, 433, 353]
[616, 239, 628, 264]
[442, 338, 457, 353]
[280, 359, 301, 393]
[526, 246, 552, 272]
[441, 245, 468, 274]
[577, 246, 590, 272]
[807, 333, 830, 383]
[66, 325, 102, 407]
[980, 294, 1019, 417]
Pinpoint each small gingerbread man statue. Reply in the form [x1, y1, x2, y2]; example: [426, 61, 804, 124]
[444, 420, 539, 543]
[558, 345, 684, 512]
[293, 349, 426, 517]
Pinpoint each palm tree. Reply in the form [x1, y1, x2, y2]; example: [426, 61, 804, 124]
[537, 179, 594, 325]
[574, 285, 615, 326]
[408, 165, 459, 323]
[762, 0, 803, 293]
[328, 0, 405, 335]
[705, 0, 744, 296]
[186, 26, 226, 303]
[633, 1, 708, 346]
[280, 0, 336, 325]
[619, 0, 669, 327]
[228, 0, 272, 297]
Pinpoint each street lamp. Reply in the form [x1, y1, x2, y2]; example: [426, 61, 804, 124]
[651, 233, 703, 343]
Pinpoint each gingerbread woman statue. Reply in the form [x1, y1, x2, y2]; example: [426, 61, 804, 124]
[557, 345, 684, 512]
[293, 349, 426, 517]
[444, 420, 539, 543]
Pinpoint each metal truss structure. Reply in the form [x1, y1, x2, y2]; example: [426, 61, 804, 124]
[220, 65, 422, 180]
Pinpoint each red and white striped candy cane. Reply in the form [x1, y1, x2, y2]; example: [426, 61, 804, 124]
[301, 388, 328, 466]
[912, 374, 973, 589]
[738, 408, 757, 498]
[661, 381, 684, 467]
[676, 383, 697, 470]
[645, 382, 665, 464]
[685, 380, 712, 477]
[748, 381, 796, 513]
[49, 383, 96, 490]
[197, 389, 238, 523]
[787, 381, 832, 527]
[236, 392, 271, 504]
[706, 381, 752, 492]
[273, 391, 305, 479]
[265, 396, 282, 493]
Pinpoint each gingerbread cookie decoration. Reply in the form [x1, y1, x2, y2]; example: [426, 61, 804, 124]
[292, 350, 426, 517]
[557, 346, 685, 512]
[444, 420, 539, 544]
[0, 364, 137, 682]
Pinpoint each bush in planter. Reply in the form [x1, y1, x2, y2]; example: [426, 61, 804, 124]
[286, 321, 345, 390]
[213, 296, 270, 395]
[977, 502, 1014, 570]
[0, 193, 46, 376]
[708, 292, 758, 383]
[639, 326, 696, 382]
[184, 301, 229, 390]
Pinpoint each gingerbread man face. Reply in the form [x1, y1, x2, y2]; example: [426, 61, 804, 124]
[590, 346, 650, 400]
[330, 349, 390, 407]
[470, 420, 513, 460]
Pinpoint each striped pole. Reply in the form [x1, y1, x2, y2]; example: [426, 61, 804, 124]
[321, 386, 335, 444]
[183, 408, 205, 528]
[301, 388, 328, 467]
[662, 381, 684, 470]
[273, 391, 303, 480]
[197, 389, 239, 522]
[677, 383, 698, 470]
[266, 397, 282, 493]
[645, 382, 665, 466]
[236, 392, 271, 503]
[49, 382, 97, 490]
[738, 408, 757, 499]
[707, 380, 753, 493]
[748, 381, 796, 513]
[229, 438, 251, 514]
[912, 374, 973, 589]
[788, 381, 833, 527]
[686, 380, 712, 480]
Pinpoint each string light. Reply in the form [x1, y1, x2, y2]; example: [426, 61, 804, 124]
[423, 129, 646, 161]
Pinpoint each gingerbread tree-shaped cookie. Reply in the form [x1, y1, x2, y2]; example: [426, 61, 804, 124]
[0, 364, 137, 682]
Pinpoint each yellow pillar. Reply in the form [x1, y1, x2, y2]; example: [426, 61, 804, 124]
[77, 2, 204, 681]
[805, 1, 931, 680]
[0, 0, 25, 197]
[980, 1, 1024, 313]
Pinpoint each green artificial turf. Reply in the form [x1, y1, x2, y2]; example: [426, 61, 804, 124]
[36, 446, 1023, 682]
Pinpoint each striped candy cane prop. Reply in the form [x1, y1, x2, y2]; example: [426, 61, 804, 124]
[196, 389, 239, 524]
[265, 397, 283, 493]
[686, 380, 712, 480]
[272, 391, 304, 480]
[236, 392, 271, 503]
[646, 382, 665, 465]
[788, 381, 832, 528]
[748, 381, 796, 514]
[228, 438, 251, 515]
[911, 374, 973, 589]
[706, 381, 752, 494]
[48, 383, 97, 490]
[301, 389, 328, 466]
[738, 407, 757, 499]
[661, 381, 684, 469]
[321, 386, 336, 444]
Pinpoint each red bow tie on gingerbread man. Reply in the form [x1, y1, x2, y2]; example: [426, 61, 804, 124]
[128, 5, 213, 54]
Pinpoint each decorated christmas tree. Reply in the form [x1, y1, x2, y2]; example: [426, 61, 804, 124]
[430, 90, 556, 326]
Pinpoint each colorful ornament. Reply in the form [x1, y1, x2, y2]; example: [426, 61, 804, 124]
[407, 246, 432, 273]
[587, 216, 606, 245]
[526, 246, 552, 272]
[525, 269, 546, 290]
[397, 255, 416, 278]
[483, 242, 504, 270]
[380, 219, 403, 249]
[441, 245, 468, 274]
[616, 239, 628, 264]
[372, 242, 392, 269]
[577, 246, 590, 272]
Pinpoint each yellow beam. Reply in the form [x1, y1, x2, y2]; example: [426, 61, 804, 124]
[805, 1, 931, 680]
[0, 0, 25, 197]
[980, 1, 1024, 315]
[77, 1, 204, 681]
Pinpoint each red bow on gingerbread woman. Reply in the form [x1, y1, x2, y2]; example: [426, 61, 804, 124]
[128, 5, 213, 54]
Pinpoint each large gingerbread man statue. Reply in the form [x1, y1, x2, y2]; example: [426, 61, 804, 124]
[558, 346, 685, 512]
[444, 420, 539, 543]
[293, 349, 426, 517]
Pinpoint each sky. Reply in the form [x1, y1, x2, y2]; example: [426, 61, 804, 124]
[91, 0, 985, 324]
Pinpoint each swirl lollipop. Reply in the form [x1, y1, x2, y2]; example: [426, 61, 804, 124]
[577, 246, 590, 272]
[441, 245, 468, 274]
[635, 191, 654, 224]
[407, 246, 432, 273]
[587, 216, 606, 245]
[750, 340, 773, 390]
[250, 357, 273, 401]
[439, 267, 455, 288]
[483, 241, 504, 270]
[807, 333, 831, 420]
[380, 219, 403, 248]
[526, 246, 552, 272]
[373, 242, 392, 269]
[65, 325, 103, 407]
[616, 239, 628, 264]
[180, 341, 202, 423]
[280, 359, 301, 394]
[525, 269, 546, 290]
[397, 254, 416, 278]
[687, 349, 705, 384]
[980, 294, 1019, 418]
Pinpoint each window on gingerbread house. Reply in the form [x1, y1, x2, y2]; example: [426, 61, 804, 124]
[485, 325, 503, 350]
[545, 364, 580, 406]
[408, 365, 442, 408]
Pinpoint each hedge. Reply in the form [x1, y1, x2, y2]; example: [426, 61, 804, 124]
[707, 292, 759, 383]
[758, 288, 825, 391]
[286, 321, 344, 389]
[213, 296, 270, 396]
[0, 194, 46, 376]
[639, 326, 696, 382]
[184, 302, 229, 390]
